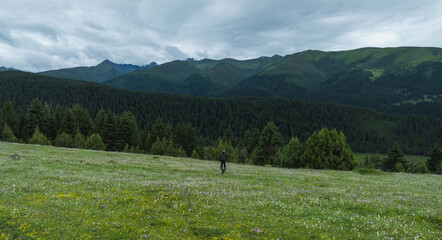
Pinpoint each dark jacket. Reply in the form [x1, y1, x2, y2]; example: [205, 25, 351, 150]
[220, 152, 227, 162]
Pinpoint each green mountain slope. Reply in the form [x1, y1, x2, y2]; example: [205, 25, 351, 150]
[230, 47, 442, 117]
[38, 60, 157, 83]
[104, 55, 285, 95]
[101, 47, 441, 118]
[104, 60, 201, 93]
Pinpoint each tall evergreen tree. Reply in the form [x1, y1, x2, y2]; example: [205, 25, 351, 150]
[60, 109, 77, 135]
[25, 98, 43, 140]
[223, 124, 235, 146]
[95, 108, 107, 135]
[0, 101, 18, 137]
[383, 144, 407, 172]
[72, 104, 94, 137]
[174, 123, 197, 156]
[41, 103, 57, 140]
[427, 144, 441, 173]
[255, 122, 284, 166]
[279, 136, 303, 168]
[101, 110, 117, 151]
[118, 111, 140, 150]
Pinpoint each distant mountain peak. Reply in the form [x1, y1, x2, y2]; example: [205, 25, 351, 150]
[0, 66, 17, 71]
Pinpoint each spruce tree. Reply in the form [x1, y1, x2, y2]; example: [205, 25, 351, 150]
[25, 98, 43, 140]
[255, 122, 284, 166]
[279, 136, 303, 168]
[118, 111, 140, 150]
[1, 123, 18, 142]
[60, 109, 77, 135]
[72, 104, 94, 137]
[0, 101, 18, 137]
[28, 126, 51, 146]
[54, 132, 73, 148]
[300, 128, 355, 170]
[41, 103, 57, 141]
[85, 133, 106, 151]
[427, 144, 441, 173]
[223, 124, 235, 146]
[101, 110, 117, 151]
[384, 144, 407, 172]
[72, 131, 86, 149]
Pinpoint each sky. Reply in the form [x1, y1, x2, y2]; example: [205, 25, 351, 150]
[0, 0, 441, 72]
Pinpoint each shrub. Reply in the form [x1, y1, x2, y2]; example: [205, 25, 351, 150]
[408, 162, 430, 174]
[300, 128, 355, 170]
[354, 168, 383, 175]
[54, 132, 73, 148]
[28, 126, 51, 146]
[85, 133, 106, 151]
[1, 123, 18, 142]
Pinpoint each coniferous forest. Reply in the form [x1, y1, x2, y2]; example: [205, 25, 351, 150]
[1, 70, 441, 164]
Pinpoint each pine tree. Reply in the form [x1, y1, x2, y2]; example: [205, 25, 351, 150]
[54, 132, 73, 148]
[151, 137, 167, 155]
[174, 123, 197, 156]
[60, 109, 77, 135]
[72, 104, 94, 137]
[41, 103, 57, 141]
[28, 126, 51, 146]
[118, 111, 140, 150]
[427, 144, 441, 173]
[255, 122, 284, 166]
[191, 149, 201, 159]
[0, 101, 18, 137]
[223, 124, 235, 146]
[300, 128, 355, 170]
[101, 110, 117, 151]
[145, 132, 153, 153]
[279, 136, 303, 168]
[1, 123, 18, 142]
[85, 133, 106, 151]
[72, 131, 86, 149]
[95, 108, 107, 135]
[25, 98, 43, 140]
[383, 144, 407, 172]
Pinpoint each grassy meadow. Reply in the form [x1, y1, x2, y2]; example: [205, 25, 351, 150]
[0, 142, 441, 239]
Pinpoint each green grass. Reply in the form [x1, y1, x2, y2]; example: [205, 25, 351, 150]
[1, 142, 441, 239]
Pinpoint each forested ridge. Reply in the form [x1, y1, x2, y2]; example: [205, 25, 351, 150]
[1, 71, 441, 155]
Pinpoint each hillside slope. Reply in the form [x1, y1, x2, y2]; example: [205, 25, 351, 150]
[39, 60, 157, 83]
[0, 142, 440, 239]
[100, 47, 442, 117]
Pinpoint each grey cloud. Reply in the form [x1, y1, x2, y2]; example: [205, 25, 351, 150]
[0, 0, 441, 71]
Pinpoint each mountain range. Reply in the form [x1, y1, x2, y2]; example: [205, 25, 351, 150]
[39, 60, 157, 83]
[0, 67, 17, 71]
[34, 47, 442, 118]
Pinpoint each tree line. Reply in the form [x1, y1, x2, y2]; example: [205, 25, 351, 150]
[1, 99, 440, 173]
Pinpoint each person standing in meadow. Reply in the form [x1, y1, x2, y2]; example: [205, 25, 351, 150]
[220, 150, 227, 174]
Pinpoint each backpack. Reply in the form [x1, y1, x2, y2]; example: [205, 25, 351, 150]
[220, 153, 227, 161]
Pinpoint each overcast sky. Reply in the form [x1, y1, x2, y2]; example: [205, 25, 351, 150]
[1, 0, 441, 72]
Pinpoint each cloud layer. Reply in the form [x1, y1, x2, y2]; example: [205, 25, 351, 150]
[1, 0, 441, 72]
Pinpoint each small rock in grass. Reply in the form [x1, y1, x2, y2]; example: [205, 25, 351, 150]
[10, 153, 20, 160]
[250, 227, 264, 235]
